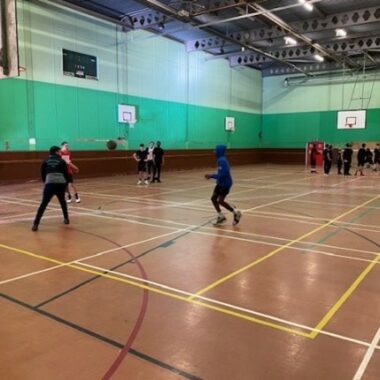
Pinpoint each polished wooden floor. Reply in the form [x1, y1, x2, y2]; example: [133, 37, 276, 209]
[1, 164, 380, 379]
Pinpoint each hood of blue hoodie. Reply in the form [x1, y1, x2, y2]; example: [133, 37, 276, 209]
[215, 145, 226, 158]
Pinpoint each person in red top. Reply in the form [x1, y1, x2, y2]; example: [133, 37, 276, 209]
[310, 144, 319, 174]
[60, 141, 80, 203]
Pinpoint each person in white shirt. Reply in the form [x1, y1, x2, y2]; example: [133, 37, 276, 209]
[146, 141, 155, 181]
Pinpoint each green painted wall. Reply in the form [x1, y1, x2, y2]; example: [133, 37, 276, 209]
[262, 74, 380, 148]
[0, 0, 262, 151]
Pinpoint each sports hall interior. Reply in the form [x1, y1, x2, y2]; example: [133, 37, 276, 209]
[0, 0, 380, 379]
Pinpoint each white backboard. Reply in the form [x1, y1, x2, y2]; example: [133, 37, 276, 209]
[118, 104, 136, 123]
[225, 117, 235, 131]
[337, 110, 366, 129]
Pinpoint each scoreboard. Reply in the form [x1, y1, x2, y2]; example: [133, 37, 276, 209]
[63, 49, 97, 80]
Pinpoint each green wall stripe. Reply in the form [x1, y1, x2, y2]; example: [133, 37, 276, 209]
[261, 108, 380, 148]
[0, 79, 261, 151]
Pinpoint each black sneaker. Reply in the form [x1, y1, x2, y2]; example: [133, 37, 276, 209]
[32, 224, 38, 231]
[233, 210, 242, 226]
[64, 219, 70, 225]
[213, 215, 226, 225]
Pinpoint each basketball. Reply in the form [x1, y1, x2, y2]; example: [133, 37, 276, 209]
[106, 140, 117, 150]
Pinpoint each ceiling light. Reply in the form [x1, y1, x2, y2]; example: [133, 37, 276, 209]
[335, 28, 347, 37]
[314, 54, 324, 62]
[298, 0, 313, 11]
[241, 46, 245, 52]
[304, 3, 313, 11]
[284, 36, 297, 46]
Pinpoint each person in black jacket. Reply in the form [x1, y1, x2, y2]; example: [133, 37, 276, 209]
[355, 143, 366, 176]
[32, 146, 70, 231]
[374, 143, 380, 172]
[343, 143, 353, 176]
[152, 141, 165, 183]
[337, 149, 343, 175]
[323, 144, 332, 175]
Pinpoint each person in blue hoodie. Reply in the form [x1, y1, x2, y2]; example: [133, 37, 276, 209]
[205, 145, 242, 225]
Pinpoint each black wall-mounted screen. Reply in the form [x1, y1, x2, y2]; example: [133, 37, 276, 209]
[62, 49, 97, 80]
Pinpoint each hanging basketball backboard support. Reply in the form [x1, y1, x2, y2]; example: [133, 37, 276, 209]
[0, 0, 19, 79]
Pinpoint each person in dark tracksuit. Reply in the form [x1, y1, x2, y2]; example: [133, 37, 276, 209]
[355, 143, 366, 176]
[133, 143, 149, 185]
[205, 145, 242, 226]
[32, 146, 70, 231]
[374, 143, 380, 172]
[323, 144, 332, 175]
[343, 143, 353, 176]
[337, 149, 343, 175]
[152, 141, 164, 183]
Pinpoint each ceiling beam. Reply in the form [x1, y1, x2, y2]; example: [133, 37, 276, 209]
[229, 35, 380, 66]
[186, 5, 380, 53]
[244, 5, 380, 43]
[120, 9, 168, 30]
[262, 57, 380, 77]
[134, 0, 309, 75]
[247, 3, 345, 65]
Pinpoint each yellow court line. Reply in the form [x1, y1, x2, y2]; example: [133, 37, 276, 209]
[188, 194, 380, 300]
[310, 253, 380, 339]
[0, 243, 309, 338]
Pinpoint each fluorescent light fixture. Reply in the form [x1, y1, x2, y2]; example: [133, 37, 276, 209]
[304, 2, 314, 11]
[335, 28, 347, 37]
[284, 36, 297, 45]
[314, 54, 324, 62]
[298, 0, 313, 11]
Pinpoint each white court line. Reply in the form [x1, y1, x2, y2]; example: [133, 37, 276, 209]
[0, 228, 187, 285]
[25, 205, 380, 262]
[241, 211, 380, 235]
[242, 190, 316, 212]
[242, 176, 360, 213]
[107, 212, 380, 258]
[80, 174, 321, 206]
[2, 212, 379, 291]
[292, 198, 380, 210]
[0, 198, 37, 208]
[76, 261, 380, 351]
[83, 183, 213, 201]
[3, 195, 380, 259]
[250, 209, 380, 231]
[353, 327, 380, 380]
[3, 193, 380, 260]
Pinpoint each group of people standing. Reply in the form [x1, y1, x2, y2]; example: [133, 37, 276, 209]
[311, 142, 380, 176]
[133, 141, 164, 185]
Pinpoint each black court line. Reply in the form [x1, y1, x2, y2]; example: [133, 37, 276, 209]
[35, 218, 213, 308]
[0, 293, 202, 380]
[345, 228, 380, 249]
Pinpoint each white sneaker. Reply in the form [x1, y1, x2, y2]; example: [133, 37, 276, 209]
[233, 210, 242, 226]
[213, 215, 226, 225]
[75, 198, 81, 203]
[144, 180, 149, 185]
[66, 198, 72, 203]
[137, 180, 142, 185]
